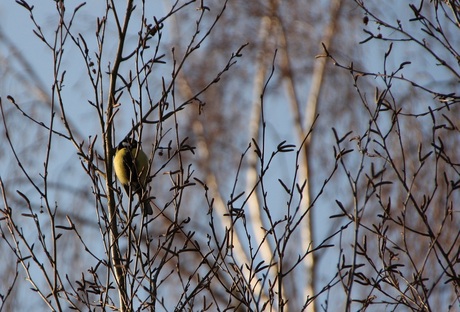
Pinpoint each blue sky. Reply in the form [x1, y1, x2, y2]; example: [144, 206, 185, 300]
[1, 1, 458, 310]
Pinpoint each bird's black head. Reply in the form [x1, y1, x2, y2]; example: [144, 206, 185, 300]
[117, 137, 140, 151]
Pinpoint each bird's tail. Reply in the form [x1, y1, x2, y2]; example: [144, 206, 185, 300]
[141, 199, 153, 216]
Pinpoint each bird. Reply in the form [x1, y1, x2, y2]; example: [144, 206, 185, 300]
[113, 137, 153, 216]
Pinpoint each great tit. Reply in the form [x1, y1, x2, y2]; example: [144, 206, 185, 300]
[113, 138, 153, 216]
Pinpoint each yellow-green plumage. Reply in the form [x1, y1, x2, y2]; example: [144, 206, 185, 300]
[114, 138, 153, 215]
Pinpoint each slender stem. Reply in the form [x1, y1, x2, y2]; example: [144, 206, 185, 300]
[105, 0, 135, 310]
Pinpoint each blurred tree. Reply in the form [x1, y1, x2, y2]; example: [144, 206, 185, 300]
[0, 0, 459, 311]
